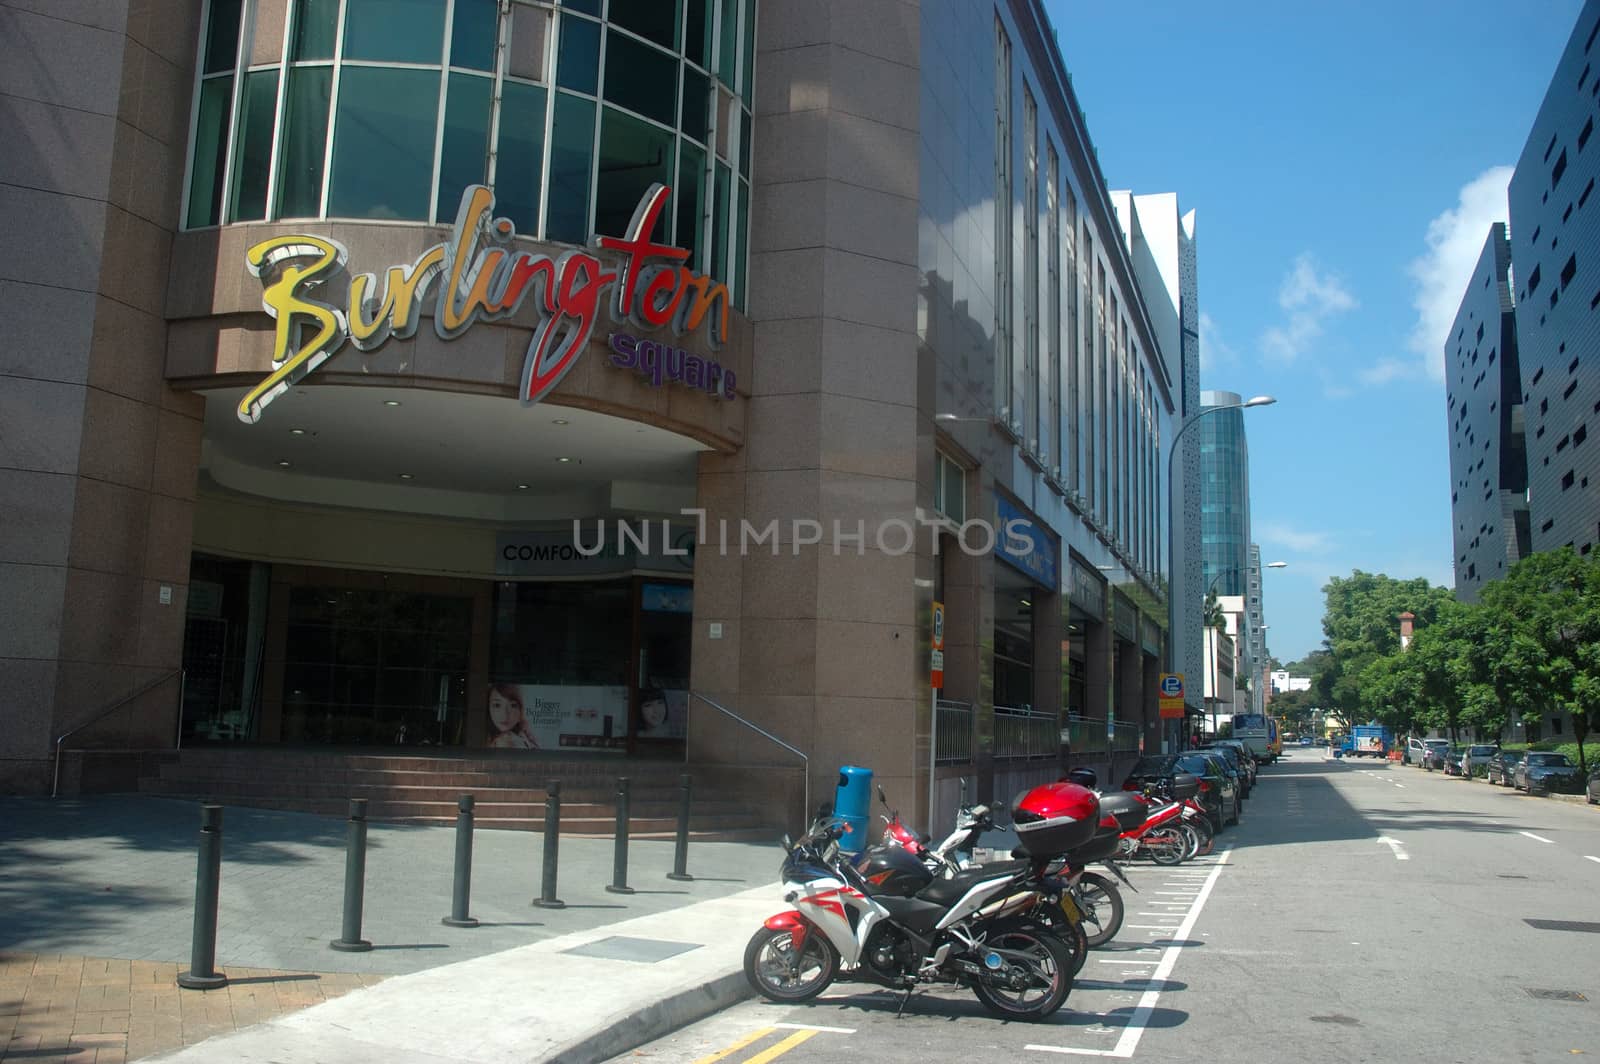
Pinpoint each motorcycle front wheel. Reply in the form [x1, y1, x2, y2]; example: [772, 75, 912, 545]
[744, 925, 838, 1002]
[1144, 828, 1187, 865]
[969, 920, 1073, 1020]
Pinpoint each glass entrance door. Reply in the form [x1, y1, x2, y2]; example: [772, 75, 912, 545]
[633, 580, 692, 749]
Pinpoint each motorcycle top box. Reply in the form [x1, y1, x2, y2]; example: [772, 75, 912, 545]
[1010, 781, 1100, 857]
[1170, 773, 1201, 800]
[1097, 792, 1147, 833]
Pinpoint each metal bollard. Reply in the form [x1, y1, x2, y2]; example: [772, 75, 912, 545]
[442, 794, 479, 928]
[177, 804, 227, 989]
[606, 777, 635, 894]
[667, 773, 694, 882]
[534, 780, 565, 909]
[330, 798, 373, 951]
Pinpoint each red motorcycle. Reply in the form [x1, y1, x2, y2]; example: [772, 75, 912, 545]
[1115, 775, 1201, 865]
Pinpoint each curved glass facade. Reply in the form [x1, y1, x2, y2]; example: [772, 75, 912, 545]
[1198, 391, 1251, 598]
[185, 0, 755, 306]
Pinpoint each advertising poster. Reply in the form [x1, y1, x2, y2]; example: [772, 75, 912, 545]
[486, 683, 628, 750]
[635, 687, 688, 740]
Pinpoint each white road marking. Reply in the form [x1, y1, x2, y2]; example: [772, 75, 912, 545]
[1394, 784, 1405, 788]
[1127, 924, 1179, 930]
[1585, 856, 1600, 865]
[1137, 912, 1182, 917]
[1519, 831, 1555, 844]
[1095, 959, 1157, 966]
[1154, 890, 1197, 895]
[1378, 836, 1409, 861]
[1028, 847, 1233, 1059]
[773, 1022, 856, 1034]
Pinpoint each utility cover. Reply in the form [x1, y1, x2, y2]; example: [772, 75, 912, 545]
[559, 935, 702, 963]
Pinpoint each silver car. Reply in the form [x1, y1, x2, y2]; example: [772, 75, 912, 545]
[1458, 744, 1499, 777]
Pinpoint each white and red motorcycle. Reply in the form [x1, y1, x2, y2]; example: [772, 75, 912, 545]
[744, 815, 1078, 1019]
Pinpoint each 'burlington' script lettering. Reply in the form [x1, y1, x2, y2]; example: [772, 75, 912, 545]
[238, 183, 730, 424]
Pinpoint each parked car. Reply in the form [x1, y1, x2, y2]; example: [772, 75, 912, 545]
[1459, 744, 1499, 777]
[1404, 737, 1427, 765]
[1514, 752, 1585, 795]
[1441, 747, 1468, 776]
[1300, 736, 1313, 747]
[1182, 751, 1243, 828]
[1421, 741, 1454, 771]
[1588, 765, 1600, 805]
[1486, 750, 1524, 786]
[1202, 742, 1256, 795]
[1122, 753, 1239, 831]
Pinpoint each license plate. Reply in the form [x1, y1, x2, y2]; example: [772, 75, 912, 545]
[1059, 895, 1082, 924]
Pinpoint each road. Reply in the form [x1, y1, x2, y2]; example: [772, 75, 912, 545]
[610, 751, 1600, 1064]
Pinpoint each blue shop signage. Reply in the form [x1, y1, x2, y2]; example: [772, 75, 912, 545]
[994, 495, 1059, 591]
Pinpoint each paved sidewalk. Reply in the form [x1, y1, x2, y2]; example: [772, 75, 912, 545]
[0, 952, 383, 1063]
[140, 884, 778, 1064]
[0, 797, 777, 976]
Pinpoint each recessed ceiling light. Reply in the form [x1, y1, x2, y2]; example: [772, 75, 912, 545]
[517, 483, 529, 490]
[276, 459, 291, 467]
[383, 399, 402, 407]
[555, 456, 573, 463]
[290, 427, 306, 435]
[398, 472, 414, 479]
[551, 418, 570, 425]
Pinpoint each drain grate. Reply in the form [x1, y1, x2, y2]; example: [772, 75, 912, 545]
[1523, 919, 1600, 934]
[1523, 988, 1588, 1002]
[559, 936, 702, 963]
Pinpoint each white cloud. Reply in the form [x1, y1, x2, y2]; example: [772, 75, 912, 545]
[1198, 312, 1235, 374]
[1258, 520, 1335, 554]
[1316, 368, 1355, 400]
[1406, 166, 1512, 381]
[1357, 358, 1418, 386]
[1259, 253, 1357, 364]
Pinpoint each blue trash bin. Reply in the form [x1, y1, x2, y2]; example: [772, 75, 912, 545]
[833, 765, 874, 854]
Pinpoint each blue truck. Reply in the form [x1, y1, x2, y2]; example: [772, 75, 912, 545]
[1343, 723, 1393, 758]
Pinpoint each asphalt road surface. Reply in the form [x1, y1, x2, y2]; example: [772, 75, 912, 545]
[612, 751, 1600, 1064]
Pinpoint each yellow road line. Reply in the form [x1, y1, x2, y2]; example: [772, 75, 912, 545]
[740, 1029, 818, 1064]
[690, 1027, 777, 1064]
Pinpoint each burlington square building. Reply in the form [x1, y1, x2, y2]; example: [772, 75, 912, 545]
[4, 0, 1193, 832]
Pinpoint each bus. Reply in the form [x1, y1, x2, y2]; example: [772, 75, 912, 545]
[1268, 717, 1283, 760]
[1231, 714, 1274, 764]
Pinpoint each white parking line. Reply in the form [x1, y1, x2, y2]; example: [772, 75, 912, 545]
[1027, 847, 1233, 1059]
[1378, 836, 1409, 861]
[1520, 831, 1555, 844]
[1095, 959, 1158, 966]
[1585, 856, 1600, 865]
[773, 1022, 857, 1034]
[1127, 924, 1179, 930]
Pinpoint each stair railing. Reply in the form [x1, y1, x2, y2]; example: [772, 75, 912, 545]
[689, 692, 810, 828]
[52, 668, 184, 798]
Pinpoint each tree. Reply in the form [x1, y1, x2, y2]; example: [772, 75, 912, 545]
[1317, 572, 1456, 735]
[1481, 548, 1600, 774]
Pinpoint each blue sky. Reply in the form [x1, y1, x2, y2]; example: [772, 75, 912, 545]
[1049, 0, 1586, 663]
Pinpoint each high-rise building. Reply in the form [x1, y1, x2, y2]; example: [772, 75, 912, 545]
[1199, 390, 1253, 597]
[1444, 224, 1529, 600]
[1507, 0, 1600, 559]
[1, 0, 1185, 826]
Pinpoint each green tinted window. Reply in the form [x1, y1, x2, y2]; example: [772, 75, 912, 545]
[449, 0, 498, 70]
[684, 0, 710, 67]
[595, 106, 673, 242]
[187, 77, 233, 227]
[557, 14, 600, 95]
[680, 66, 709, 143]
[328, 67, 441, 219]
[710, 158, 729, 281]
[436, 73, 492, 223]
[344, 0, 446, 63]
[494, 80, 548, 235]
[675, 140, 705, 267]
[228, 69, 279, 221]
[609, 0, 679, 50]
[204, 0, 243, 74]
[604, 31, 678, 127]
[546, 93, 596, 244]
[276, 65, 332, 218]
[289, 0, 338, 61]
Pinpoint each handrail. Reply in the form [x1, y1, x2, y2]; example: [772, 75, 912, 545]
[690, 692, 810, 829]
[52, 668, 183, 798]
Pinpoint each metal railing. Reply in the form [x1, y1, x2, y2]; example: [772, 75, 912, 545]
[1111, 720, 1141, 754]
[53, 668, 184, 798]
[690, 692, 810, 826]
[934, 700, 974, 765]
[1066, 715, 1109, 756]
[993, 705, 1058, 760]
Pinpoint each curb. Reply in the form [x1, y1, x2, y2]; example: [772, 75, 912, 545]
[545, 968, 753, 1064]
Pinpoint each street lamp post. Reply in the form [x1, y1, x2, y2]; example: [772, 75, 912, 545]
[1164, 396, 1276, 752]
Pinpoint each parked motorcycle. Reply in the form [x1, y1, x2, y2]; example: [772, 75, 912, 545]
[745, 781, 1106, 1019]
[1115, 775, 1202, 866]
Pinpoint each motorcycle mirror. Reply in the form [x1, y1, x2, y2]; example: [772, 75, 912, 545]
[876, 784, 888, 805]
[780, 833, 792, 853]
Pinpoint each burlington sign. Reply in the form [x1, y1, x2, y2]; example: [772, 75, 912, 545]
[239, 183, 733, 424]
